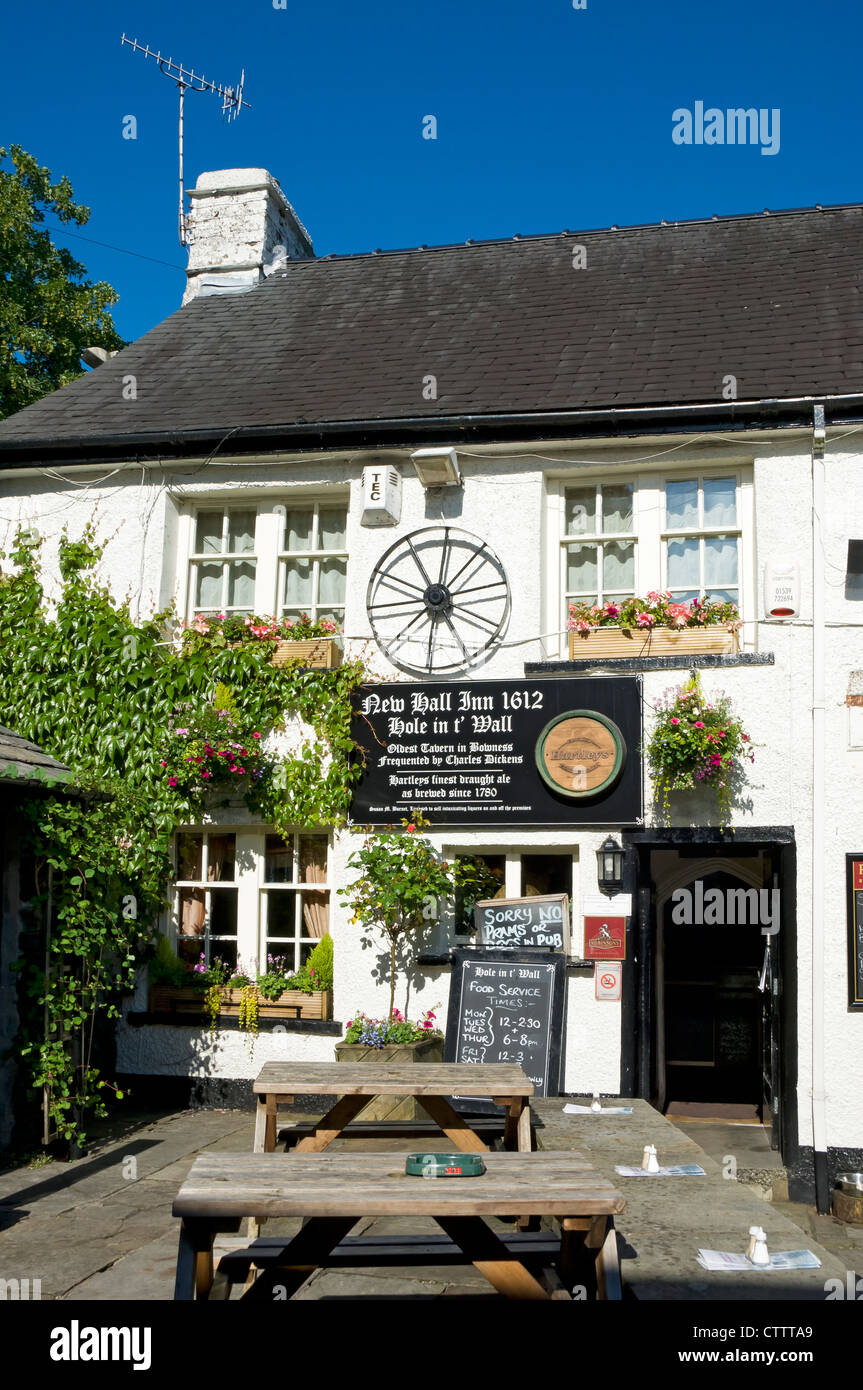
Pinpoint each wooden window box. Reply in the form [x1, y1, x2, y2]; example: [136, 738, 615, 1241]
[148, 985, 333, 1021]
[271, 639, 341, 669]
[568, 626, 739, 660]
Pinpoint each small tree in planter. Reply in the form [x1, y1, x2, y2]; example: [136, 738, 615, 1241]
[338, 813, 460, 1018]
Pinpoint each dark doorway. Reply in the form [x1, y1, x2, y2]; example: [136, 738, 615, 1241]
[661, 870, 764, 1114]
[623, 830, 795, 1163]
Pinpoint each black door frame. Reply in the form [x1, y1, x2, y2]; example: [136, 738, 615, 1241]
[620, 827, 798, 1172]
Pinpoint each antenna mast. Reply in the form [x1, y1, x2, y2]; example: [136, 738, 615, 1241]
[121, 34, 250, 245]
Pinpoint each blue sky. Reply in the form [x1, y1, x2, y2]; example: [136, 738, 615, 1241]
[3, 0, 862, 342]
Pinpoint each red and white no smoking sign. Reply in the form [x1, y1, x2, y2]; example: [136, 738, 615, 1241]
[595, 961, 622, 1001]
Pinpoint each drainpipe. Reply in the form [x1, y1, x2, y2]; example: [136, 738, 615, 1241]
[811, 403, 829, 1212]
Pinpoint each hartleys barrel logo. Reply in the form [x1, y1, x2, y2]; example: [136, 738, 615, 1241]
[534, 710, 625, 799]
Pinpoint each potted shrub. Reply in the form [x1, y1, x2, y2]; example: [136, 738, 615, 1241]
[334, 1008, 443, 1121]
[568, 592, 740, 659]
[645, 671, 755, 828]
[338, 812, 461, 1019]
[336, 813, 461, 1118]
[181, 611, 342, 669]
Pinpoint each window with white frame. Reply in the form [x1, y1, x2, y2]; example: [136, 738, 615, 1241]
[563, 482, 636, 610]
[261, 831, 330, 973]
[278, 504, 348, 626]
[554, 470, 749, 645]
[662, 476, 740, 607]
[174, 830, 240, 972]
[189, 509, 258, 618]
[171, 828, 331, 976]
[185, 500, 348, 623]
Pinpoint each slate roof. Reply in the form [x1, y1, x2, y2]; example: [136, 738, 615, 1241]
[1, 203, 862, 459]
[0, 725, 76, 791]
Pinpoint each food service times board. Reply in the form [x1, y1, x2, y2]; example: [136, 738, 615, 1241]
[444, 949, 566, 1099]
[351, 675, 641, 825]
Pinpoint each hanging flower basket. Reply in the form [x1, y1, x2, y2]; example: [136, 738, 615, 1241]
[568, 592, 741, 660]
[645, 671, 754, 828]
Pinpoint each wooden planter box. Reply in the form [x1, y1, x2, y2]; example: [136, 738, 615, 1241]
[271, 639, 341, 670]
[148, 985, 332, 1021]
[569, 625, 739, 660]
[333, 1035, 444, 1122]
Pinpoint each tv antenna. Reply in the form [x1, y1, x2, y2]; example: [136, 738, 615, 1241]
[121, 34, 250, 245]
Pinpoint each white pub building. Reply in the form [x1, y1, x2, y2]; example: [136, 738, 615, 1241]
[1, 168, 862, 1209]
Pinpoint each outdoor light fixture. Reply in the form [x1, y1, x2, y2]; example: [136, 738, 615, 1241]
[596, 837, 624, 896]
[410, 447, 462, 489]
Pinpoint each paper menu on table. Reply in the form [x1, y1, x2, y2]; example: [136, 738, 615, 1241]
[563, 1103, 633, 1115]
[615, 1164, 705, 1177]
[696, 1249, 821, 1272]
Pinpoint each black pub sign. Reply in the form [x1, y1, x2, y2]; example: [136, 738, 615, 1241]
[350, 675, 642, 826]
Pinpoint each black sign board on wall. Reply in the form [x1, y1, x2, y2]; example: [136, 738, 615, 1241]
[444, 948, 566, 1103]
[847, 856, 863, 1009]
[474, 894, 570, 952]
[351, 676, 642, 825]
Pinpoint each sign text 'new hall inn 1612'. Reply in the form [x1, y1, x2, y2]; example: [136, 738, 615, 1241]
[350, 676, 642, 826]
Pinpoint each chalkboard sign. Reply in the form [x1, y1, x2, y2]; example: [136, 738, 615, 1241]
[474, 894, 570, 952]
[444, 948, 566, 1106]
[846, 856, 863, 1009]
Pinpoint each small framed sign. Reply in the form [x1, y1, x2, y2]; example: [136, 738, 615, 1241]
[595, 962, 622, 1001]
[474, 894, 570, 952]
[847, 856, 863, 1009]
[583, 915, 627, 960]
[582, 893, 629, 961]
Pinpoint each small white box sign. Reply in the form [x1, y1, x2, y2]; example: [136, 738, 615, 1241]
[595, 961, 622, 1001]
[583, 893, 632, 918]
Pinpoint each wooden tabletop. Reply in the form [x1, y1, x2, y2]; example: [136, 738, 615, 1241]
[173, 1150, 625, 1220]
[252, 1062, 534, 1096]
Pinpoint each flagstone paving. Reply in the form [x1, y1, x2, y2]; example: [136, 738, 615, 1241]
[0, 1100, 858, 1301]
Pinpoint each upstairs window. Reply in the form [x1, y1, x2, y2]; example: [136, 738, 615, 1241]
[552, 469, 750, 654]
[663, 476, 740, 608]
[184, 499, 349, 624]
[189, 509, 257, 618]
[563, 482, 636, 608]
[278, 504, 348, 626]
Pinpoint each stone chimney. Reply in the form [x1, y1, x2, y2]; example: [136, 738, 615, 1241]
[182, 168, 314, 305]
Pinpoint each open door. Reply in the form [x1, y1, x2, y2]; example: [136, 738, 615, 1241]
[760, 868, 782, 1150]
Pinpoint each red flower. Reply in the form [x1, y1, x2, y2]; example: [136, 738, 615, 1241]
[406, 823, 416, 833]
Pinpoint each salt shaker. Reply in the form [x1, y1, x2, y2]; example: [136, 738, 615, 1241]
[750, 1228, 769, 1266]
[590, 1093, 602, 1113]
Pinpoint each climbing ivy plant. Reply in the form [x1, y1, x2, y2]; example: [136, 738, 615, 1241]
[0, 524, 368, 1151]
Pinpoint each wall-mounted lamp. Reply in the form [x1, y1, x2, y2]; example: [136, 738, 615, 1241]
[410, 447, 462, 489]
[596, 836, 624, 897]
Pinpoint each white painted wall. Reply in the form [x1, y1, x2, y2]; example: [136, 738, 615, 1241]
[3, 430, 863, 1156]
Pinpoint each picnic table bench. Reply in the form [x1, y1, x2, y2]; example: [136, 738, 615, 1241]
[172, 1150, 627, 1302]
[252, 1062, 535, 1154]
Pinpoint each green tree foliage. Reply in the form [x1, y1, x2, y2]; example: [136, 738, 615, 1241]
[0, 145, 125, 419]
[0, 524, 367, 1149]
[338, 814, 463, 1018]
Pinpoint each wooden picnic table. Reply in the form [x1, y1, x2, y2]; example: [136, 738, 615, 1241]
[172, 1150, 627, 1301]
[252, 1061, 535, 1155]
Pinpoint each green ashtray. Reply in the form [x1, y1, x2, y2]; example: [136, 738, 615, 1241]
[405, 1152, 486, 1178]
